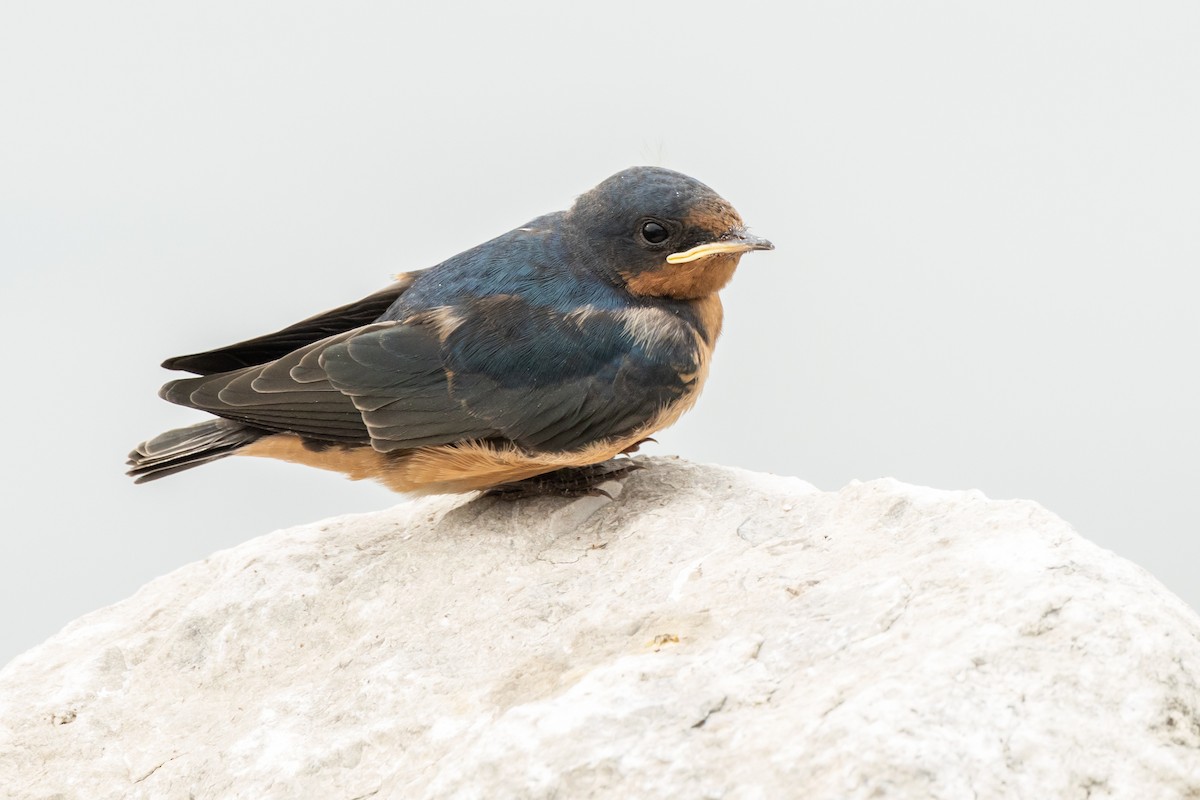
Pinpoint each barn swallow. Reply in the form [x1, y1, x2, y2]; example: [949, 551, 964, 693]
[127, 166, 773, 496]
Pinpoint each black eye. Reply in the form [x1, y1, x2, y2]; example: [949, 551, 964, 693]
[640, 220, 669, 245]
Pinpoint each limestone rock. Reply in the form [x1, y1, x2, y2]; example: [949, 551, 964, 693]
[2, 458, 1199, 798]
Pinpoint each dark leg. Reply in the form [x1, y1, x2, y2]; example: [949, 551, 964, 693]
[485, 459, 643, 500]
[620, 437, 656, 455]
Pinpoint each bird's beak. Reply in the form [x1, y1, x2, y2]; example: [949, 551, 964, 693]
[666, 228, 775, 264]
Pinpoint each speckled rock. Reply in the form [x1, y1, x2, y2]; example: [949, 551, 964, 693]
[2, 458, 1198, 799]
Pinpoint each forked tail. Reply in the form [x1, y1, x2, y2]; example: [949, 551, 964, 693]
[127, 419, 266, 483]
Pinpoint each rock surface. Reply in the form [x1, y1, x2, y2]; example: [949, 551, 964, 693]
[2, 458, 1199, 799]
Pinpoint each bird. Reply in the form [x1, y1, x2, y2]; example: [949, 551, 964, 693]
[127, 166, 773, 497]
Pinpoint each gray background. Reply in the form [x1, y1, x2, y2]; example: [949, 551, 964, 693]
[2, 1, 1197, 667]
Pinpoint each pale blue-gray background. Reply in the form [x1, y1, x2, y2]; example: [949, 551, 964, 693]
[2, 1, 1197, 666]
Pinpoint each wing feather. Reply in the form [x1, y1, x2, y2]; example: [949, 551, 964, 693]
[159, 293, 700, 456]
[161, 276, 415, 375]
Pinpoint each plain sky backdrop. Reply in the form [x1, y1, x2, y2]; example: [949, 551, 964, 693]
[2, 1, 1198, 667]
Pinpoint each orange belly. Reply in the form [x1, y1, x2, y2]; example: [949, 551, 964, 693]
[241, 434, 639, 494]
[238, 365, 708, 495]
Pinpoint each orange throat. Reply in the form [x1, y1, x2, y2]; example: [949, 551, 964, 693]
[622, 254, 740, 299]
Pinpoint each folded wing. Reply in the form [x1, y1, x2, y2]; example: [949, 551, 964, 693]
[161, 276, 416, 375]
[161, 296, 699, 455]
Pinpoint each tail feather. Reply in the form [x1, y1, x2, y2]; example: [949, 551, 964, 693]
[127, 419, 265, 483]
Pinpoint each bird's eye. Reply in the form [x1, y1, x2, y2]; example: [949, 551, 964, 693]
[640, 220, 669, 245]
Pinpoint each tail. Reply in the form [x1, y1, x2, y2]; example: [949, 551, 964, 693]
[126, 419, 266, 483]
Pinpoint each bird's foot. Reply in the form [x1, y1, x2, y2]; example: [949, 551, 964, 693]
[485, 459, 644, 501]
[620, 437, 656, 455]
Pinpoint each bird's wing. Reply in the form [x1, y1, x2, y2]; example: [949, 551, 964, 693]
[161, 275, 417, 375]
[160, 320, 492, 447]
[161, 295, 698, 454]
[322, 296, 698, 452]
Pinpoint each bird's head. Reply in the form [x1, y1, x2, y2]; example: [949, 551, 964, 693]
[566, 166, 773, 300]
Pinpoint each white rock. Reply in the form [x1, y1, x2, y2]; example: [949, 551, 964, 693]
[2, 458, 1199, 799]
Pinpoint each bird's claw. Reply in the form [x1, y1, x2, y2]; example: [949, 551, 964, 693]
[620, 437, 657, 455]
[485, 459, 642, 501]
